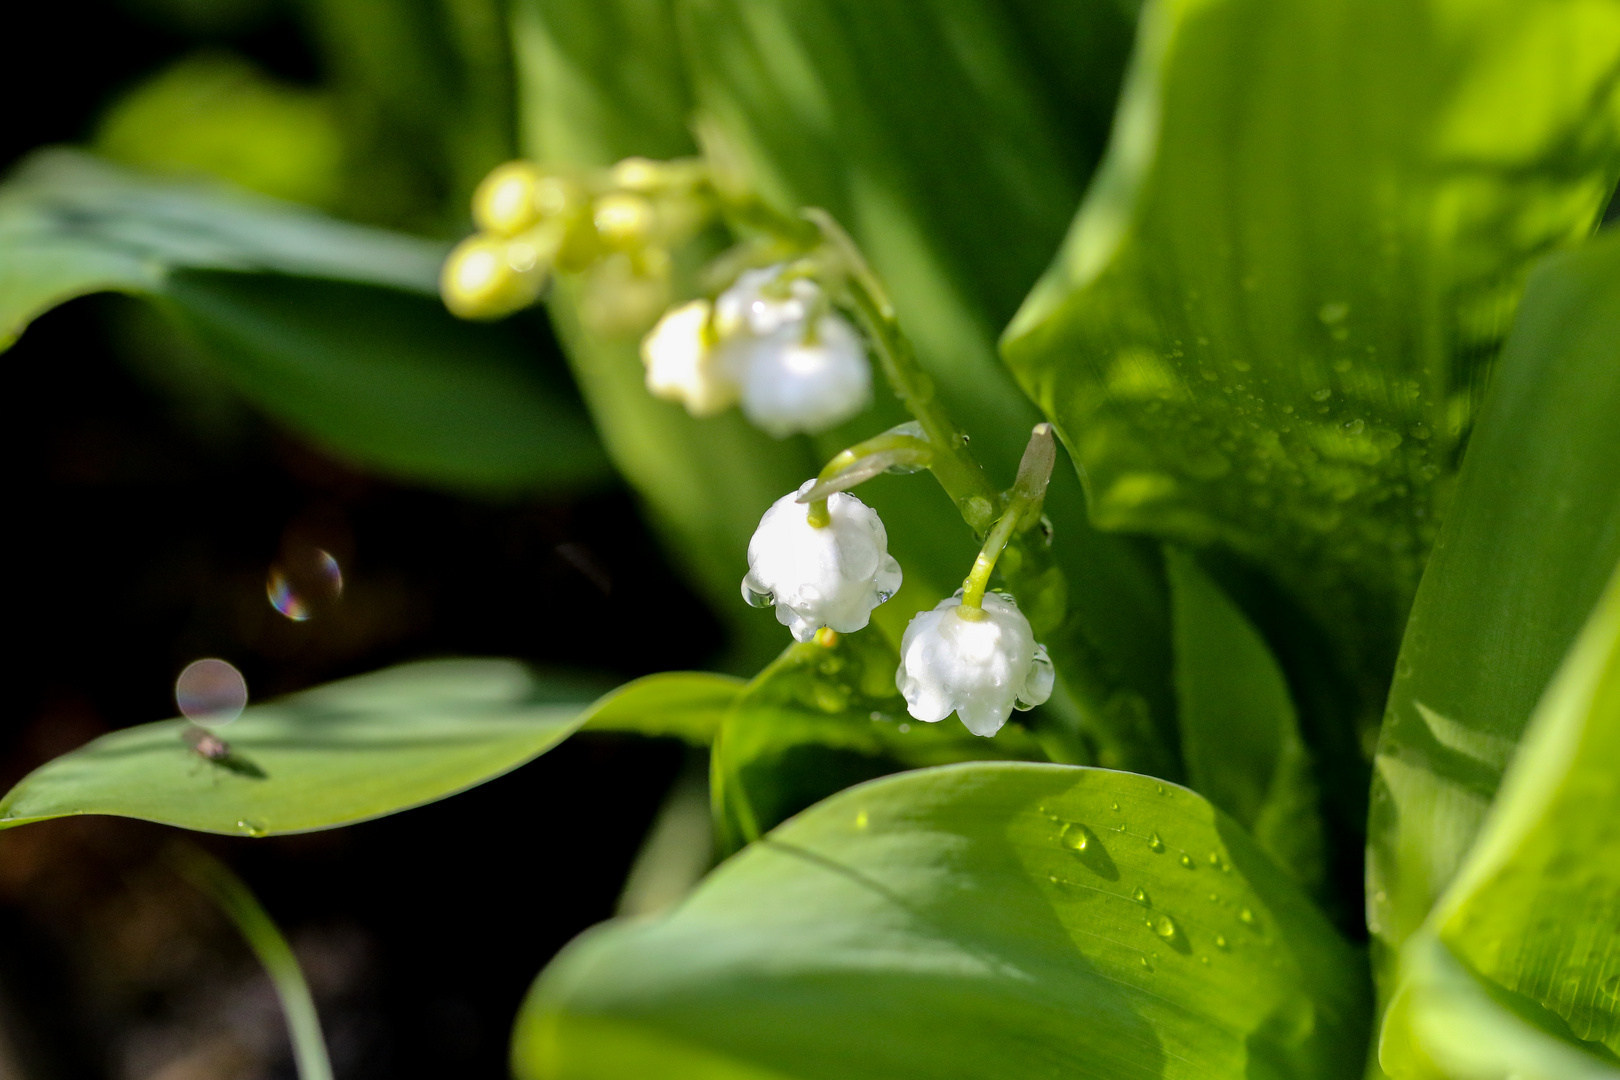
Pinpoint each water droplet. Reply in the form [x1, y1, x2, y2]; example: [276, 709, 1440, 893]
[1215, 935, 1229, 950]
[1140, 956, 1153, 971]
[267, 548, 343, 622]
[175, 659, 248, 729]
[742, 582, 775, 608]
[1110, 803, 1120, 812]
[1311, 388, 1332, 402]
[236, 819, 267, 838]
[1061, 823, 1090, 852]
[1154, 784, 1166, 795]
[1152, 914, 1180, 941]
[1239, 907, 1257, 927]
[1342, 418, 1365, 434]
[1410, 423, 1431, 440]
[1207, 851, 1221, 866]
[1148, 832, 1165, 853]
[1132, 887, 1150, 906]
[1200, 955, 1210, 965]
[1180, 853, 1195, 868]
[854, 810, 869, 829]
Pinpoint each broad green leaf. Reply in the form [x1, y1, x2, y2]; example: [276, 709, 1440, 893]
[1167, 548, 1324, 890]
[1002, 0, 1620, 752]
[0, 661, 727, 837]
[160, 269, 609, 491]
[677, 0, 1181, 774]
[710, 631, 1045, 854]
[515, 762, 1371, 1080]
[0, 149, 610, 493]
[0, 148, 438, 346]
[1379, 566, 1620, 1075]
[583, 671, 745, 743]
[1367, 232, 1620, 970]
[1381, 933, 1620, 1080]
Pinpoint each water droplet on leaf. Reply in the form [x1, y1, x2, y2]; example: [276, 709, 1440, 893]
[1148, 832, 1165, 852]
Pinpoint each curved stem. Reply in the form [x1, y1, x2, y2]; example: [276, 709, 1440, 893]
[960, 424, 1057, 615]
[168, 843, 333, 1080]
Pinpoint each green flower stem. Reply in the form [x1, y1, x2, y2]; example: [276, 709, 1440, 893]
[168, 843, 334, 1080]
[959, 425, 1057, 615]
[800, 430, 935, 527]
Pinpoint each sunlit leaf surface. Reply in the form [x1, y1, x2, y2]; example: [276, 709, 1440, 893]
[1379, 567, 1620, 1076]
[0, 662, 739, 837]
[0, 149, 610, 492]
[1367, 233, 1620, 969]
[1003, 0, 1620, 743]
[516, 762, 1370, 1080]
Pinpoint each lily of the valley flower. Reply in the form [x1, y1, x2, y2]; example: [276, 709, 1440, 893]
[742, 480, 902, 642]
[641, 299, 739, 416]
[896, 592, 1054, 736]
[639, 264, 872, 435]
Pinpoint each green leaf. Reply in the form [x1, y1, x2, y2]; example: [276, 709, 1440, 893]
[1379, 565, 1620, 1075]
[583, 671, 746, 743]
[1001, 0, 1620, 746]
[677, 0, 1181, 773]
[0, 661, 730, 837]
[1167, 548, 1324, 890]
[515, 762, 1371, 1080]
[160, 269, 610, 491]
[0, 149, 611, 493]
[709, 631, 1045, 855]
[1381, 933, 1620, 1080]
[1367, 232, 1620, 969]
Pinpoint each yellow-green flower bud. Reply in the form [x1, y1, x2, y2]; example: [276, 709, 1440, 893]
[609, 156, 663, 193]
[593, 192, 657, 250]
[472, 161, 546, 236]
[440, 235, 544, 319]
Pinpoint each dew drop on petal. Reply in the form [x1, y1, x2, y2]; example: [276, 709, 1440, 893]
[176, 659, 248, 729]
[742, 583, 775, 608]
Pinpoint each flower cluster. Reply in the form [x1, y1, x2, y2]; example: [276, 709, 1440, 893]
[441, 157, 711, 334]
[642, 264, 872, 437]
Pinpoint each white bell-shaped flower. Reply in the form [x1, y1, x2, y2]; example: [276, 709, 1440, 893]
[742, 480, 902, 642]
[641, 299, 739, 417]
[739, 314, 871, 436]
[896, 592, 1055, 736]
[712, 264, 872, 437]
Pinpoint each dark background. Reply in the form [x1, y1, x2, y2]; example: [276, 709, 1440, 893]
[0, 4, 722, 1078]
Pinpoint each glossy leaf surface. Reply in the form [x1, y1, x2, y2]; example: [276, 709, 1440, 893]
[0, 149, 610, 492]
[1168, 548, 1323, 889]
[516, 762, 1370, 1080]
[0, 662, 730, 837]
[678, 0, 1180, 771]
[1380, 567, 1620, 1075]
[1367, 233, 1620, 964]
[1003, 0, 1620, 736]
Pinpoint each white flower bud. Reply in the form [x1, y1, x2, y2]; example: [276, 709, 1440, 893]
[896, 593, 1055, 736]
[742, 480, 902, 642]
[739, 314, 872, 437]
[641, 299, 740, 417]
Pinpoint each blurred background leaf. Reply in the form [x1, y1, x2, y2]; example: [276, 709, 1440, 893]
[1366, 231, 1620, 991]
[516, 762, 1370, 1080]
[1379, 564, 1620, 1077]
[1002, 0, 1620, 814]
[0, 150, 610, 492]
